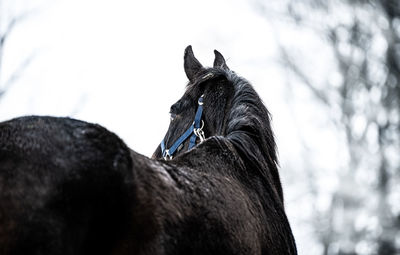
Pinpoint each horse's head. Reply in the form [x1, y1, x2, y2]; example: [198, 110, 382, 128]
[153, 45, 282, 202]
[152, 46, 235, 159]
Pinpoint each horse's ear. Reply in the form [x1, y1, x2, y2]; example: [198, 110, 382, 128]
[184, 45, 203, 82]
[213, 50, 229, 70]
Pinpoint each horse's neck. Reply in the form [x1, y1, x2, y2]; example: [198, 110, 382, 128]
[171, 136, 245, 175]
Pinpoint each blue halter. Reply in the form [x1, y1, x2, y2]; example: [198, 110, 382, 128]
[160, 95, 205, 160]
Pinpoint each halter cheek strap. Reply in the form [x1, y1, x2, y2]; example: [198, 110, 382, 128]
[160, 95, 206, 160]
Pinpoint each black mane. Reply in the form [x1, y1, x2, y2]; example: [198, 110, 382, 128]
[223, 70, 283, 202]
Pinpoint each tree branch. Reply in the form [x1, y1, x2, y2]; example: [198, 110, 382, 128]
[0, 52, 36, 98]
[0, 13, 27, 48]
[279, 45, 331, 106]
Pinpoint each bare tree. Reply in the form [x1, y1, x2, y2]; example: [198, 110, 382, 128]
[256, 0, 400, 254]
[0, 0, 35, 99]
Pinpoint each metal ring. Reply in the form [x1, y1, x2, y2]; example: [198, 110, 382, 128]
[199, 120, 204, 130]
[193, 120, 204, 130]
[198, 97, 204, 105]
[163, 149, 173, 160]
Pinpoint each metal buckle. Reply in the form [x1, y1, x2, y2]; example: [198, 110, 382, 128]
[163, 149, 173, 160]
[194, 120, 206, 143]
[198, 95, 204, 105]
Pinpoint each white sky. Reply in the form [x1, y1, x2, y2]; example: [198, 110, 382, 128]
[0, 0, 345, 253]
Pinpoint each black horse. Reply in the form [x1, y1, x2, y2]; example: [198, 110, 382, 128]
[0, 46, 297, 255]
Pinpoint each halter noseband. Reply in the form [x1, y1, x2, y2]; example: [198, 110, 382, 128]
[160, 95, 206, 160]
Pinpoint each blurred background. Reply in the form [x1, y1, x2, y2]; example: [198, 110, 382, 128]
[1, 0, 399, 254]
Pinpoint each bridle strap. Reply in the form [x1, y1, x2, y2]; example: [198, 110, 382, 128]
[161, 95, 205, 160]
[189, 96, 203, 149]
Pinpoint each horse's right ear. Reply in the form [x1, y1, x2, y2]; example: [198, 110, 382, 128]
[213, 50, 229, 70]
[184, 45, 203, 82]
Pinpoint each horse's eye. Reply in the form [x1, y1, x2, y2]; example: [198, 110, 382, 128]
[170, 101, 181, 121]
[170, 112, 176, 121]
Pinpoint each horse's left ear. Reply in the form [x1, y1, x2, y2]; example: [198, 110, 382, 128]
[184, 45, 204, 82]
[213, 50, 229, 70]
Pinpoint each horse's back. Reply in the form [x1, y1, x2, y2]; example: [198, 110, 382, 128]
[0, 116, 133, 255]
